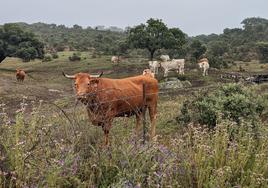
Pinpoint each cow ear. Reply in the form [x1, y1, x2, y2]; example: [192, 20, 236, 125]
[90, 79, 99, 87]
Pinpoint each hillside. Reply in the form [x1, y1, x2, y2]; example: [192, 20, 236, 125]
[15, 22, 126, 53]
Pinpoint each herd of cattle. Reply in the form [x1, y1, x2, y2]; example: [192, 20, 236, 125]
[111, 55, 210, 77]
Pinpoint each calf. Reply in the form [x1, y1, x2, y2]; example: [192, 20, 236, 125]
[142, 69, 155, 78]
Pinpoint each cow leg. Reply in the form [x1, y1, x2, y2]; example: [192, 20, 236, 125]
[102, 122, 112, 146]
[148, 105, 157, 140]
[135, 114, 142, 137]
[164, 69, 168, 77]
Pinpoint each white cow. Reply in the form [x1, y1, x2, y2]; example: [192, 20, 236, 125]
[160, 59, 185, 77]
[111, 56, 120, 64]
[142, 69, 155, 78]
[160, 55, 170, 62]
[172, 59, 185, 75]
[148, 61, 160, 74]
[198, 58, 209, 76]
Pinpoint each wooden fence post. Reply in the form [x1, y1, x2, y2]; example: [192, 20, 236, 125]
[142, 82, 147, 144]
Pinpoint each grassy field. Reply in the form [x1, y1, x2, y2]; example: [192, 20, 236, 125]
[0, 53, 268, 187]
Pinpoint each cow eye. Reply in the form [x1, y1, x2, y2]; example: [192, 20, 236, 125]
[74, 83, 78, 87]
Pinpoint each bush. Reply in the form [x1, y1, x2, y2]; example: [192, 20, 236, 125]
[256, 42, 268, 63]
[51, 53, 59, 59]
[69, 53, 81, 61]
[208, 56, 230, 69]
[42, 54, 53, 62]
[177, 74, 187, 81]
[177, 84, 264, 129]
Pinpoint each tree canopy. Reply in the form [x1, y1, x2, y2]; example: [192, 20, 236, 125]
[127, 18, 186, 60]
[189, 39, 207, 61]
[194, 17, 268, 62]
[0, 23, 44, 63]
[256, 42, 268, 63]
[15, 22, 126, 54]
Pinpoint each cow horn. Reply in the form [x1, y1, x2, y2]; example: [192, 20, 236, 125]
[91, 71, 103, 78]
[62, 72, 75, 79]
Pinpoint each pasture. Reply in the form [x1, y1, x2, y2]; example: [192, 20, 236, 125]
[1, 52, 268, 187]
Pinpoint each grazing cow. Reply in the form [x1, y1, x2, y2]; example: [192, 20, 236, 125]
[142, 69, 155, 78]
[16, 69, 26, 82]
[198, 58, 209, 76]
[148, 61, 160, 74]
[160, 55, 170, 62]
[160, 59, 185, 77]
[111, 56, 120, 64]
[63, 72, 158, 145]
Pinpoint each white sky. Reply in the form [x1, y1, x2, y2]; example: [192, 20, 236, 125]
[0, 0, 267, 36]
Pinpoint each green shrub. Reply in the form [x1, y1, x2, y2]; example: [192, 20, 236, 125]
[51, 53, 59, 59]
[177, 84, 264, 128]
[208, 56, 230, 69]
[42, 54, 53, 62]
[256, 42, 268, 63]
[177, 74, 187, 81]
[69, 53, 81, 61]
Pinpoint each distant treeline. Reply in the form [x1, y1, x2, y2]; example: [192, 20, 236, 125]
[193, 17, 268, 62]
[2, 17, 268, 64]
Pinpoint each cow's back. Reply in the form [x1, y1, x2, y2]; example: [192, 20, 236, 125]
[161, 61, 179, 69]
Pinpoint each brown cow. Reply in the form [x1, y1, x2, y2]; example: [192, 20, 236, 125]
[16, 69, 26, 82]
[63, 72, 158, 145]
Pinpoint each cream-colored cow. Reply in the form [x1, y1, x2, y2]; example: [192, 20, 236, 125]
[142, 69, 155, 78]
[111, 56, 120, 64]
[160, 55, 170, 62]
[160, 59, 185, 77]
[148, 61, 160, 74]
[198, 58, 209, 76]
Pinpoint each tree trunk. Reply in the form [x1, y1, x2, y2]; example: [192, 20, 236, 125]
[149, 50, 155, 61]
[0, 55, 6, 63]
